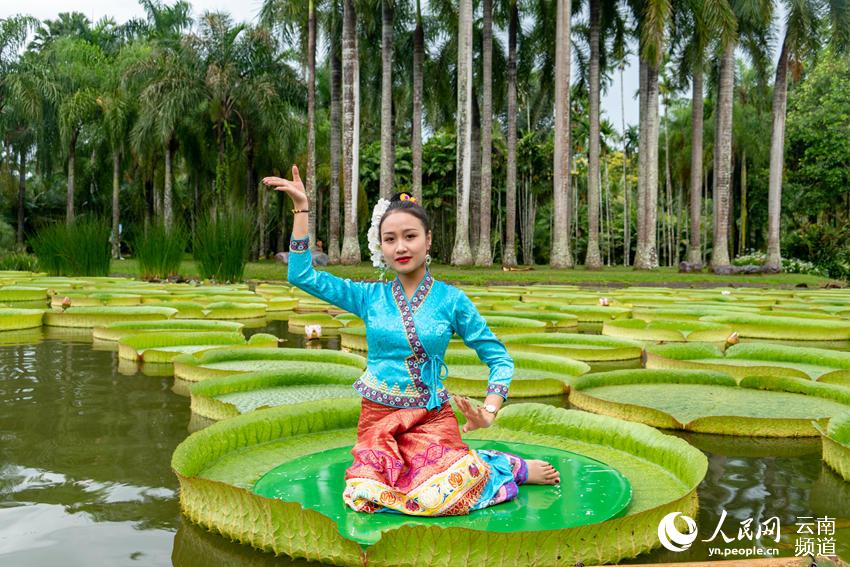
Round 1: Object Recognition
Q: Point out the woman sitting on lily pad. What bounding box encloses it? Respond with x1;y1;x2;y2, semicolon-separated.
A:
263;166;559;516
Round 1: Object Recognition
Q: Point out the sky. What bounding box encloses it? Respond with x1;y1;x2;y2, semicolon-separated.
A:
4;1;784;138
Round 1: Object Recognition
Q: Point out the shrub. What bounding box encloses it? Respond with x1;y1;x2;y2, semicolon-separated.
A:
0;220;16;253
134;220;188;280
732;249;828;277
193;209;254;282
0;251;39;271
31;217;111;276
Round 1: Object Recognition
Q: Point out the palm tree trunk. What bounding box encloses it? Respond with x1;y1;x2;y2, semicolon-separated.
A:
687;64;704;265
634;58;648;268
470;91;481;254
411;0;424;204
340;0;361;264
66;131;77;224
307;0;318;248
503;0;518;267
164;138;174;230
329;1;342;262
474;0;494;266
451;0;474;265
765;35;789;271
551;0;573;268
111;151;120;258
17;148;26;246
739;149;747;256
711;41;734;269
621;63;629;266
379;0;394;200
585;0;602;269
635;59;660;269
664;100;673;265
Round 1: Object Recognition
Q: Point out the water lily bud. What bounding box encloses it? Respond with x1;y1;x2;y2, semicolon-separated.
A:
61;297;72;310
599;297;610;306
304;324;322;340
726;332;740;346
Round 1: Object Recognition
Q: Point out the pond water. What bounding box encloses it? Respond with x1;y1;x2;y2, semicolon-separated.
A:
1;320;849;565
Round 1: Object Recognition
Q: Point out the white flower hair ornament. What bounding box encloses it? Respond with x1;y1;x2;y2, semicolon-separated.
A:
368;197;392;282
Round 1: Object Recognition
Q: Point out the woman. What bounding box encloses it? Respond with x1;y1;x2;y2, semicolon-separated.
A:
263;166;559;516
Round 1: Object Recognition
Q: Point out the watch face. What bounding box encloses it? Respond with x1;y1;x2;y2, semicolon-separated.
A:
484;404;498;414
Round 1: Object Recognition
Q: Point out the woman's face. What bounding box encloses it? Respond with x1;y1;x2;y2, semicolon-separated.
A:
380;211;431;275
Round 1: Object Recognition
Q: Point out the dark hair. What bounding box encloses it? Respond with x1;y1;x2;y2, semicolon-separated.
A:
378;192;431;236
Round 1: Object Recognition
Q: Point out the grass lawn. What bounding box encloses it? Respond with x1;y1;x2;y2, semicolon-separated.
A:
110;257;843;288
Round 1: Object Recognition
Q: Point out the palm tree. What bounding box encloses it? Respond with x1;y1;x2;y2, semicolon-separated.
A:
551;0;574;268
340;0;362;264
711;39;735;269
328;0;343;261
584;0;603;269
379;0;395;200
451;0;474;265
474;0;494;266
631;0;670;270
502;0;519;267
765;0;845;270
411;0;424;204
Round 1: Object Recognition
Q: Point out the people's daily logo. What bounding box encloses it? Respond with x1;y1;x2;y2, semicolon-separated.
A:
657;512;698;552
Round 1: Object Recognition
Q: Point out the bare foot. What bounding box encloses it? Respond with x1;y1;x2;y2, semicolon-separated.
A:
525;459;560;485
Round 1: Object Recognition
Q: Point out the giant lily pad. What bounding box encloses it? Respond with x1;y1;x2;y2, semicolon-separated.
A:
203;301;267;320
700;313;850;340
118;332;277;363
0;308;44;331
818;411;850;483
478;310;579;329
443;345;589;397
502;332;643;361
287;312;346;334
646;342;850;384
520;303;632;322
93;319;244;341
172;400;706;566
43;305;178;327
190;368;363;420
0;286;48;302
172;347;367;382
570;369;850;436
602;318;735;342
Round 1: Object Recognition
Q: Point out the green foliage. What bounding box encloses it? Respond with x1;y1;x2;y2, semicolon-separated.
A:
133;220;188;280
0;219;16;252
193;210;255;282
782;225;850;281
0;251;39;271
31;217;111;276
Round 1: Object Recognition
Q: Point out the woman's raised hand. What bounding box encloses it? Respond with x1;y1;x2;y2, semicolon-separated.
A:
454;395;496;433
262;165;309;208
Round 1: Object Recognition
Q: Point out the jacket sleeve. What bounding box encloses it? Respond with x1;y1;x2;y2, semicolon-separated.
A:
451;289;514;400
287;234;369;319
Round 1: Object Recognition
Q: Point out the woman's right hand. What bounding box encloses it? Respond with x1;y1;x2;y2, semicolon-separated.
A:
262;165;309;208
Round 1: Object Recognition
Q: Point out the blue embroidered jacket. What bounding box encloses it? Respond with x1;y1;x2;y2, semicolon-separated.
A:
287;234;513;410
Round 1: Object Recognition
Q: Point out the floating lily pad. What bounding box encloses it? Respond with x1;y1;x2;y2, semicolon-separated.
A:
119;332;277;363
287;312;345;333
646;342;850;384
818;411;850;483
444;346;589;397
0;286;48;302
570;369;850;436
700;313;850;340
520;303;632;322
502;333;643;361
43;305;177;327
252;441;631;546
172;400;705;565
172;347;366;382
478;310;578;329
0;308;44;331
93;319;244;341
203;301;267;320
602;318;734;342
190;368;363;420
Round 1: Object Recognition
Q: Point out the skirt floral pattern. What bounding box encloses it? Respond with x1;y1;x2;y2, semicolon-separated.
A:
343;398;528;516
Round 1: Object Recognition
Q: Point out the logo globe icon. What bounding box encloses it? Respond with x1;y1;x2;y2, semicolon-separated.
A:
658;512;698;552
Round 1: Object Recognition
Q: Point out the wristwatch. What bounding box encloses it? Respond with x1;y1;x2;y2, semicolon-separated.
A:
483;403;499;415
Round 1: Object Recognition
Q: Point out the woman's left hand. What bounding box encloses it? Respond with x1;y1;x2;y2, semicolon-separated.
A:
454;395;496;433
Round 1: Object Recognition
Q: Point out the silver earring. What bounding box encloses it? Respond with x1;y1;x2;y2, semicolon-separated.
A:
425;253;432;266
